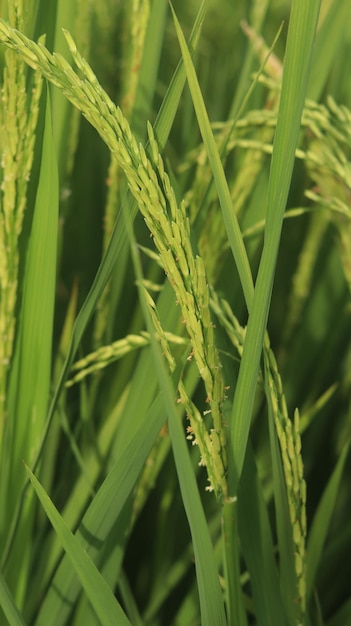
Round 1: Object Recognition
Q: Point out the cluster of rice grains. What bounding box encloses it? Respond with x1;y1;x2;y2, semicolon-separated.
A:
0;20;229;501
264;346;307;622
211;291;307;620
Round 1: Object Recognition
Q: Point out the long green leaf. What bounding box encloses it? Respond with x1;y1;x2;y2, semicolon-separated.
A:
308;0;351;101
26;465;132;626
229;0;321;485
1;87;59;602
6;86;58;498
35;387;167;625
50;0;76;175
0;573;26;626
131;0;168;141
170;1;254;310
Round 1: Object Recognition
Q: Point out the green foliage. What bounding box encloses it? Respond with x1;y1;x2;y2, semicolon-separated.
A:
0;0;351;624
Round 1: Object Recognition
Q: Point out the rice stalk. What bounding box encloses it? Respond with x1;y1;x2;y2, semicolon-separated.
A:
182;23;283;282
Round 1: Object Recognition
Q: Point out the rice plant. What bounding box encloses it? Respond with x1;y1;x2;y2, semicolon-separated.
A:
0;0;350;624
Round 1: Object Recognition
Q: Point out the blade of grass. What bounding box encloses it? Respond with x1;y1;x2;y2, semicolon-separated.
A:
229;0;321;486
50;0;76;175
25;465;133;626
308;0;351;101
131;0;168;141
0;573;26;626
34;387;168;625
152;0;208;145
170;1;254;310
228;0;270;118
1;86;59;603
5;84;58;500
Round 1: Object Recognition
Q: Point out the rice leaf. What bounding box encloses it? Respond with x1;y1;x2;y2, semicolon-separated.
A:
131;0;168;141
0;572;26;626
229;0;321;485
6;84;58;487
308;0;351;101
35;386;170;625
170;1;254;309
1;86;59;602
25;464;133;626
